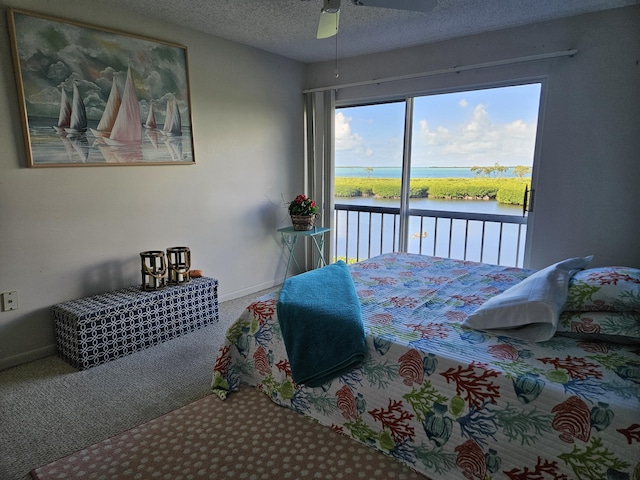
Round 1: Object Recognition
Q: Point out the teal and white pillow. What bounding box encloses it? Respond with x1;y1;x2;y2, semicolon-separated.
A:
559;266;640;344
565;266;640;312
557;310;640;344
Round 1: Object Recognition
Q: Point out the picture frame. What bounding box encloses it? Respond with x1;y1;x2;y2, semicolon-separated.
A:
7;8;195;167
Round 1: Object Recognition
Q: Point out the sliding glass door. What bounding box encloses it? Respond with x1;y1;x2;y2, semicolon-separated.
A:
334;83;542;266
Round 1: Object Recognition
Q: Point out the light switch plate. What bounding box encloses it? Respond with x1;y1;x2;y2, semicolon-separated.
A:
1;291;18;311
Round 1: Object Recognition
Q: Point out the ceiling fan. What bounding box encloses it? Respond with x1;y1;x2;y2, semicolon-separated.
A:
315;0;437;39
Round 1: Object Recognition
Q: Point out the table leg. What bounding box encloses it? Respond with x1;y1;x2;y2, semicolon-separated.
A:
311;234;326;268
281;233;300;280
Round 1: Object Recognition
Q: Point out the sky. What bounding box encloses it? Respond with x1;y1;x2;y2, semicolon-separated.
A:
335;83;541;168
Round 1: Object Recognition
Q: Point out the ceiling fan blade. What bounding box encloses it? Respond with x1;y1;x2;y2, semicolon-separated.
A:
351;0;437;13
317;9;340;39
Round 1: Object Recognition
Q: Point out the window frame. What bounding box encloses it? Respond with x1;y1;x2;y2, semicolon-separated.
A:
329;78;547;267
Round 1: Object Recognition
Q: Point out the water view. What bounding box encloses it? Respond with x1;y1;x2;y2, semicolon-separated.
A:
332;169;528;267
333;198;526;267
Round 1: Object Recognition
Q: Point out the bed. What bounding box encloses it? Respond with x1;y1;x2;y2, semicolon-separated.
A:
211;252;640;480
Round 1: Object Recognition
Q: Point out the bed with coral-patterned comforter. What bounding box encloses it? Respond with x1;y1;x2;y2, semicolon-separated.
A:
212;253;640;480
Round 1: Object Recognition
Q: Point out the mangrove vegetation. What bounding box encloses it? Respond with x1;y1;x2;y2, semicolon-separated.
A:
335;165;532;206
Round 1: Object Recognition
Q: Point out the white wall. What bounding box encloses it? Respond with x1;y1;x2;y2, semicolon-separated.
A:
305;6;640;271
0;0;305;369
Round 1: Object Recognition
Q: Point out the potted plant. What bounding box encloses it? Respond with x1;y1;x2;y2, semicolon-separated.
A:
288;194;319;230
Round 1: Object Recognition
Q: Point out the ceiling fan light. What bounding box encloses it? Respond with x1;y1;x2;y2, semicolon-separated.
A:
317;9;340;38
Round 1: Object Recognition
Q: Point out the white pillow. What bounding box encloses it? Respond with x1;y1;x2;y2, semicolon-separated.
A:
462;256;593;342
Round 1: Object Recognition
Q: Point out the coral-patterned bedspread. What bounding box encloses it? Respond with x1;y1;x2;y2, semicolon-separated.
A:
212;253;640;479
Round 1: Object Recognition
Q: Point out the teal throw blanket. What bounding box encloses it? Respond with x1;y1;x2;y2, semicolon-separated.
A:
277;261;366;388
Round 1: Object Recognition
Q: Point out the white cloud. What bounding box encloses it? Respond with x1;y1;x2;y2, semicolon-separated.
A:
419;120;450;146
417;103;536;166
335;111;372;156
458;99;468;108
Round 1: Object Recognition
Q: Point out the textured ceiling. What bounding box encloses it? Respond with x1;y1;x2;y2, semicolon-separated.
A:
91;0;638;63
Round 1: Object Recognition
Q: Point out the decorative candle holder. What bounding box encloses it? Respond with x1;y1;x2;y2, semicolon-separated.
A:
140;251;167;291
167;246;191;285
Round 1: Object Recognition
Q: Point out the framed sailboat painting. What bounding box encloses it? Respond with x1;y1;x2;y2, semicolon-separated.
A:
7;8;195;167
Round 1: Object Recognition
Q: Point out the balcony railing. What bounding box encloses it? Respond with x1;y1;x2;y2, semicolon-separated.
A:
333;203;528;268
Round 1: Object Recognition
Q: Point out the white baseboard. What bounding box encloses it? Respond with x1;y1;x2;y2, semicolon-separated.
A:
0;344;57;371
1;281;284;371
218;278;282;302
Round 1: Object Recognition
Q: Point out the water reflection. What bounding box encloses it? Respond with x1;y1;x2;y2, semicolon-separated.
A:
28;117;193;165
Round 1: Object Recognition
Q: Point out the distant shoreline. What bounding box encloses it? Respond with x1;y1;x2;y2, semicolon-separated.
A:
334;166;531;180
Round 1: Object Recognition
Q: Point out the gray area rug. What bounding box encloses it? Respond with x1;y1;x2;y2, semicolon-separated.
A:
1;288;276;480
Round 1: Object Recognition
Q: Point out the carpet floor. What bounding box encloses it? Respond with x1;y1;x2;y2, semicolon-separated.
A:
2;288;277;480
31;387;426;480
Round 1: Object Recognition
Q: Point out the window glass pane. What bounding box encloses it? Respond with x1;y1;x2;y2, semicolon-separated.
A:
410;84;540;170
408;84;541;265
334;102;405;262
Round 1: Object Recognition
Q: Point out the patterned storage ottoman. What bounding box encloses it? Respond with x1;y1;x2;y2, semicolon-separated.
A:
52;277;218;369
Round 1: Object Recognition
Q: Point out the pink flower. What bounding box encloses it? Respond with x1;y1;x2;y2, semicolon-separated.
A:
288;193;319;216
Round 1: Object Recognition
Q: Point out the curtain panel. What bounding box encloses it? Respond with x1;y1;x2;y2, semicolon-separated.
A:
304;90;335;265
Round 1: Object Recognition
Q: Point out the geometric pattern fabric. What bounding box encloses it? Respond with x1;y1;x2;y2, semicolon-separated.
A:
52;277;218;370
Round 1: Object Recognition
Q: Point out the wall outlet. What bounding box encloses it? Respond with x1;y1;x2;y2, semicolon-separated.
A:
1;291;18;311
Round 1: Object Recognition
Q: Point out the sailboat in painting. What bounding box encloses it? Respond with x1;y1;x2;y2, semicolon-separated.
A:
161;95;182;136
144;101;157;130
104;66;142;145
53;87;72;133
144;102;159;149
90;76;122;138
64;82;87;135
